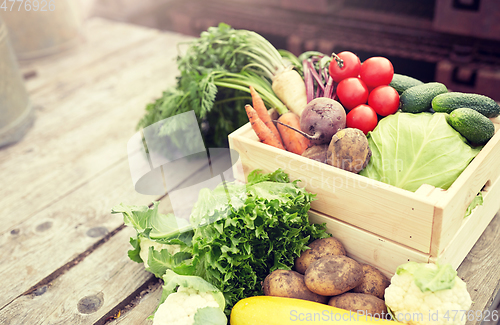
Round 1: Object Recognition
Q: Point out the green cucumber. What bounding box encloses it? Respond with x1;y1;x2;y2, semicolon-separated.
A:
389;73;424;94
432;92;500;118
447;107;495;145
400;82;448;113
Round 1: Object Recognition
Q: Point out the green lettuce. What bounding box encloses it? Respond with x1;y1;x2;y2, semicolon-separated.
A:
190;170;329;312
465;193;483;218
112;169;329;314
360;112;481;192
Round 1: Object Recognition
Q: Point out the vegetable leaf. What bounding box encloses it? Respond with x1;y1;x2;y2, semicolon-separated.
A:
465;193;483;218
397;261;457;292
194;307;228;325
113;169;329;316
111;202;191;239
360;112;481;192
189;170;328;313
147;248;194;278
128;237;142;263
161;270;226;311
137;23;289;149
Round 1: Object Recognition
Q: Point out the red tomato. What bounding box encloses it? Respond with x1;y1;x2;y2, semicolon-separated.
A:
328;51;361;83
359;57;394;89
336;77;369;110
368;85;400;116
346;104;378;135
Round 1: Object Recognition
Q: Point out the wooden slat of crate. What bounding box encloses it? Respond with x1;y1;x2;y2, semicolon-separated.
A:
431;119;500;257
308;210;430;278
432;176;500;268
229;123;436;253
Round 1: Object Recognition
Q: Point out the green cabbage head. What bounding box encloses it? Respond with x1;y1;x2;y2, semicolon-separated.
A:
360;112;480;192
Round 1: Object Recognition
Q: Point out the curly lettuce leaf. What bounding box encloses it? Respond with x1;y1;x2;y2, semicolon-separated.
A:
111;202;194;275
190;170;329;313
114;169;329;316
111;202;192;239
360;112;481;192
147;249;194;278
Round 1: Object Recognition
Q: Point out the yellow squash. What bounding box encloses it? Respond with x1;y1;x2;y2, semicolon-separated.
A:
230;296;395;325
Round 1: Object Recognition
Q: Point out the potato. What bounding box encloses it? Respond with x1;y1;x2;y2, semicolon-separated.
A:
327;128;372;173
294;237;346;274
302;145;329;163
328;292;387;317
351;264;390;299
304;255;363;296
263;269;328;304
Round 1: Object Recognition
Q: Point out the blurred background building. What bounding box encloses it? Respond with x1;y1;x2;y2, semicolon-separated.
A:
89;0;500;100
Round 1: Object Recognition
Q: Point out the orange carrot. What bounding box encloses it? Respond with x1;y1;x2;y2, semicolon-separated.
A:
249;86;283;146
277;112;310;155
245;104;285;150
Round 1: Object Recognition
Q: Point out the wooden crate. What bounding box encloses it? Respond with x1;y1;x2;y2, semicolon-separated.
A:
228;118;500;275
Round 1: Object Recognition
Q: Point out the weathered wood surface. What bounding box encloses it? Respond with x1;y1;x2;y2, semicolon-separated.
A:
0;17;498;325
0;18;195;324
458;213;500;325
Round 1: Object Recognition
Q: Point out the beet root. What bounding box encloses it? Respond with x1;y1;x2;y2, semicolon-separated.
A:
300;98;346;145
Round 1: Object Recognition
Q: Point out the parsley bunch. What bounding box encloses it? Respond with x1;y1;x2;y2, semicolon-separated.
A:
137;23;290;148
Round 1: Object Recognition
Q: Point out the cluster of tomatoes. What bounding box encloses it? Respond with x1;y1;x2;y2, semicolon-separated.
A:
329;51;400;134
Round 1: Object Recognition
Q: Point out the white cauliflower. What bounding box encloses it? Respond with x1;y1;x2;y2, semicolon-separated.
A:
153;287;220;325
139;237;181;269
152;270;227;325
385;262;472;325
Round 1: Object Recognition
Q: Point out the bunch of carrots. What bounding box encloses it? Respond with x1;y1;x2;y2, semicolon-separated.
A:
245;86;310;155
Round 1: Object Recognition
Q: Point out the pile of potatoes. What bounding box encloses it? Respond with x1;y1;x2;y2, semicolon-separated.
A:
262;237;390;316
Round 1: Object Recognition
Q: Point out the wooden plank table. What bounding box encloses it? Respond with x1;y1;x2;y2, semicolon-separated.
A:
0;18;499;325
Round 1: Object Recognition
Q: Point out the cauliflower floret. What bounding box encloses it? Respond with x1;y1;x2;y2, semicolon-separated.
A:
385;263;472;325
139;237;181;269
153;286;220;325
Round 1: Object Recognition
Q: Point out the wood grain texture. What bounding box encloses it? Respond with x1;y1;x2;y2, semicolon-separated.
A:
107;281;162;325
308;210;430;278
432;127;500;256
458;213;500;325
0;18;191;234
0;161;148;311
0;227;153;325
433;176;500;269
0;18;204;323
0;139;208;311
